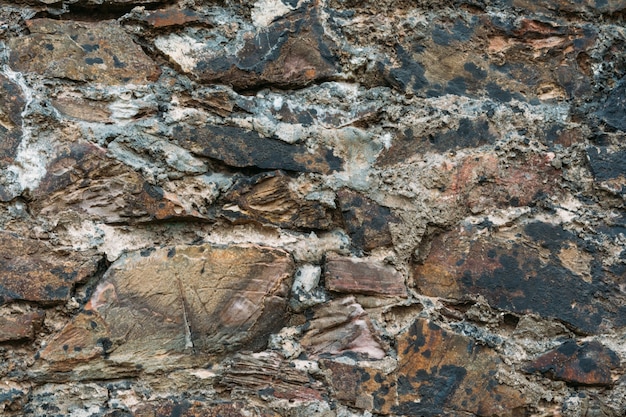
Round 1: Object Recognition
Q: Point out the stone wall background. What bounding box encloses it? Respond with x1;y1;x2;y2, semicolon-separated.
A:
0;0;625;416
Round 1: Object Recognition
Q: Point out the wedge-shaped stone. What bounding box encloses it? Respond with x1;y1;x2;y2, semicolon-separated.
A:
525;340;620;386
223;171;338;230
39;244;294;373
9;19;160;85
325;254;407;298
414;222;626;334
300;296;385;359
0;232;99;306
33;143;204;224
173;124;342;174
324;319;527;416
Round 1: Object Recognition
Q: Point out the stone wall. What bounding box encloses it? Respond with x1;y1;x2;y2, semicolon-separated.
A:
0;0;625;416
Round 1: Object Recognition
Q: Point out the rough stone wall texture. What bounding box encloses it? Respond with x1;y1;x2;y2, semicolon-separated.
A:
0;0;625;416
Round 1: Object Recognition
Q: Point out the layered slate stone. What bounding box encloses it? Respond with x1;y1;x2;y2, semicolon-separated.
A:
337;189;398;251
173;124;343;174
300;296;385;359
597;77;626;131
324;318;527;415
413;222;626;334
0;232;99;306
219;352;324;402
33;143;204;224
223;171;338;230
525;340;620;386
39;244;294;371
8;19;160;85
0;74;25;202
325;254;407;298
511;0;626;15
155;6;337;90
0;311;44;342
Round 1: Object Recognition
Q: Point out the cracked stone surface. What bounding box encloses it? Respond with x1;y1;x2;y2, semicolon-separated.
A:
0;0;625;416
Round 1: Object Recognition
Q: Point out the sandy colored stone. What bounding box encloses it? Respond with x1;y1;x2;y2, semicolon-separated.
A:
39;244;294;373
8;19;160;85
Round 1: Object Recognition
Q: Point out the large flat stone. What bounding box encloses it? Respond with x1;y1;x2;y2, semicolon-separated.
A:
38;244;294;372
413;222;626;334
0;232;100;306
9;19;160;85
173;124;343;174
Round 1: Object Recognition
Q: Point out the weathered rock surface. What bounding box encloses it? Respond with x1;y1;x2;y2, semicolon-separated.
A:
525;340;621;386
9;19;159;85
37;244;293;375
1;0;625;415
0;232;100;305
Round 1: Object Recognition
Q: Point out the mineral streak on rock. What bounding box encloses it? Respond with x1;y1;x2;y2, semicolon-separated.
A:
8;19;160;85
38;244;294;373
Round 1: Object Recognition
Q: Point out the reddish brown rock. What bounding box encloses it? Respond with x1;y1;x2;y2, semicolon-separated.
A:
525;341;621;386
156;6;337;90
300;297;385;359
324;319;527;415
413;222;626;334
0;232;100;306
173;124;343;174
0;311;44;342
325;254;407;298
223;171;338;230
8;19;160;85
33;143;204;224
137;8;204;28
337;189;398;251
38;244;294;372
220;352;324;402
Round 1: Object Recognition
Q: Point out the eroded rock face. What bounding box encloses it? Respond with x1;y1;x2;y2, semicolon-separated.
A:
9;19;159;85
37;244;294;374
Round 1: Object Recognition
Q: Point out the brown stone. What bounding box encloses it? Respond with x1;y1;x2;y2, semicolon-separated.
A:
513;0;626;15
324;319;527;415
525;341;621;386
157;6;337;90
137;8;204;28
0;311;44;342
173;124;343;174
0;232;100;306
51;94;112;123
9;19;160;85
33;143;205;224
413;222;626;334
325;254;407;298
300;296;385;359
39;244;294;372
337;189;397;251
219;352;324;402
223;171;338;230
